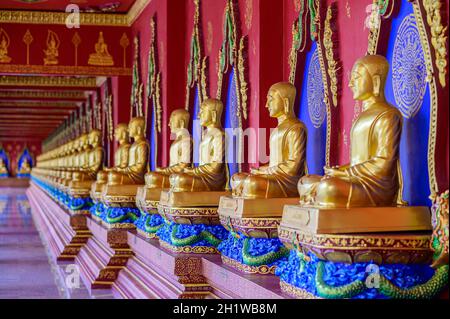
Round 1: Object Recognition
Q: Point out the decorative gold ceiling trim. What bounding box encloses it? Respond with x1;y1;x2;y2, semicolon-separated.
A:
0;101;79;108
0;90;86;99
0;0;151;27
0;10;128;26
0;76;98;88
0;64;131;77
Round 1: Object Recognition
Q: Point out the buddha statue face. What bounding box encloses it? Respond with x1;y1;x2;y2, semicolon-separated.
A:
114;124;129;144
265;82;296;118
199;99;223;127
88;130;102;147
169;109;190;134
349;55;389;101
128;117;145;140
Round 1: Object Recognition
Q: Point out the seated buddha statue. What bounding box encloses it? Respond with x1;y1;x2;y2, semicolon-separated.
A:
88;32;114;66
169;99;227;193
0;158;8;176
107;117;149;186
145;109;192;189
62;134;89;188
231;82;307;199
18;158;31;175
95;124;130;186
72;129;104;183
0;37;11;63
298;55;403;208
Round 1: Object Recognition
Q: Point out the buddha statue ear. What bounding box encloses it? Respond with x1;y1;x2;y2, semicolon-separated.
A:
211;110;217;124
373;74;381;97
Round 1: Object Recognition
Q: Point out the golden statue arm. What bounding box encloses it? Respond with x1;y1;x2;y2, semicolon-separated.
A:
119;144;149;175
266;125;307;177
344;111;401;180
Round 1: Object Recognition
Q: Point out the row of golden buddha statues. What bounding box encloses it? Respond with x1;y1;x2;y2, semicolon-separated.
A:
31;55;446;299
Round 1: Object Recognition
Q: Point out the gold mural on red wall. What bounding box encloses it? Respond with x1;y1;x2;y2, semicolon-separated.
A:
0;28;12;64
43;30;60;65
88;32;114;66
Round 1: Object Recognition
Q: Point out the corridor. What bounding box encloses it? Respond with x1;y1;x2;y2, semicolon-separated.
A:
0;188;79;299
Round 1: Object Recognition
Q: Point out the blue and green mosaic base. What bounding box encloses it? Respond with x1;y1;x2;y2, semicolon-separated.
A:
157;222;228;249
0;173;9;178
218;233;289;268
276;250;448;299
135;213;164;237
16;173;31;179
104;206;141;225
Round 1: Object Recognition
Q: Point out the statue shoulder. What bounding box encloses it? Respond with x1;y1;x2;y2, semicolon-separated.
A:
286;118;307;134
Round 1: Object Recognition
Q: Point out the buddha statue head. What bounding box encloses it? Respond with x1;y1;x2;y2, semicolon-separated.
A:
79;134;90;151
199;98;223;128
265;82;297;119
349;55;389;102
88;129;102;148
169;109;190;134
114;123;129;145
128;117;146;141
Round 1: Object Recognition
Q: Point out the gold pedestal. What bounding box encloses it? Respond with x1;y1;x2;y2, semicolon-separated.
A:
158;190;231;225
281;205;432;234
218;196;299;238
90;181;106;203
136;186;163;214
101;184;142;208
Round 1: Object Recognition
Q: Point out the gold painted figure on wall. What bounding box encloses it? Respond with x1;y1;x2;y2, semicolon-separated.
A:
298;55;403;208
0;28;11;63
43;30;60;65
231;82;307;199
88;31;114;66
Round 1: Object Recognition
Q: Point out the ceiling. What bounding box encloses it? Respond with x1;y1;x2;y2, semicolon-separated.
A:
0;0;137;13
0;75;100;142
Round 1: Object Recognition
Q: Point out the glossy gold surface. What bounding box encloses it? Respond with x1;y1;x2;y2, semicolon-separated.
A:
17;158;31;174
107;117;149;186
298;55;403;208
96;124;130;185
0;158;7;174
145;109;192;189
169;99;227;192
231;82;307;199
88;32;114;66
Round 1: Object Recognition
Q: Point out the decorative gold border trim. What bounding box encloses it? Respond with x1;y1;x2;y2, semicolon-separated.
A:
0;0;151;27
160;241;219;255
221;256;277;275
412;1;439;195
0;64;131;77
280;281;320;299
0;75;97;88
0;90;86;99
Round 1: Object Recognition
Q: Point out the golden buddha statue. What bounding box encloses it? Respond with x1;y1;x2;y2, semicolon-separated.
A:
91;124;130;202
96;124;130;185
298;55;403;208
43;31;59;65
169;99;227;193
231;82;307;199
18;158;31;174
72;129;104;183
107;117;149;186
0;158;8;175
88;32;114;66
145;109;192;189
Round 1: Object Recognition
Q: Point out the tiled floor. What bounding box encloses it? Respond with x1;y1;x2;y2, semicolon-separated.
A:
0;187;90;299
